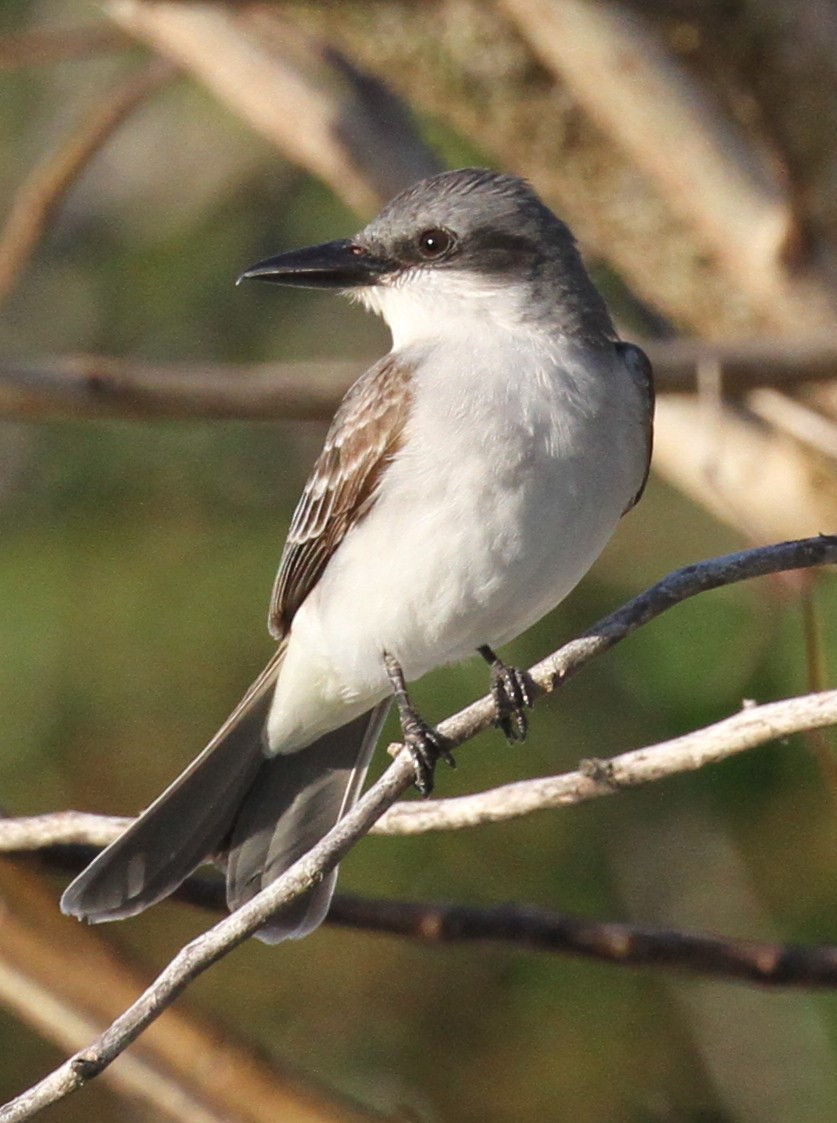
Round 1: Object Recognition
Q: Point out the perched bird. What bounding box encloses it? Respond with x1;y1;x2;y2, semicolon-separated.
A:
61;168;653;942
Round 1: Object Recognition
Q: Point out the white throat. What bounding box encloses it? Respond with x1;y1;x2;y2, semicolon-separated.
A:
352;268;535;351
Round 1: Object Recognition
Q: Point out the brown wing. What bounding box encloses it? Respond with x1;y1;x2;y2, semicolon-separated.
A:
616;341;655;514
268;353;414;639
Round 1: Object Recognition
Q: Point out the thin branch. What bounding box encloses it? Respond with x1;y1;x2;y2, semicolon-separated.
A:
0;758;418;1123
649;336;837;395
1;337;837;422
1;535;834;1120
328;897;837;989
375;690;837;835
0;24;129;69
12;853;837;993
0;355;358;422
5;690;837;852
0;59;175;304
0;863;388;1123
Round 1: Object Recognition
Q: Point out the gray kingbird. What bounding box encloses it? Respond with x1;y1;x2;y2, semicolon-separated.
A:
61;168;654;942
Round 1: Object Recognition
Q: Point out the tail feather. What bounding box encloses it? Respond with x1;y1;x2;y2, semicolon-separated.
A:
60;646;388;941
226;701;390;942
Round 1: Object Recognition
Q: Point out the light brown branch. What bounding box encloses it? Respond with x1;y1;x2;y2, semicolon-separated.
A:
1;535;834;1120
653;396;837;545
1;337;836;422
5;690;837;849
499;0;805;317
376;691;837;835
0;59;175;303
747;387;837;460
106;0;439;215
0;24;129;69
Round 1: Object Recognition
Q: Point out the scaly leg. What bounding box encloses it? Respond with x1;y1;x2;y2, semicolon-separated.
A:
383;652;455;796
478;645;534;744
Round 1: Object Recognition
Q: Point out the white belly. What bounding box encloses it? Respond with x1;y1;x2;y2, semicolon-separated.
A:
268;336;647;750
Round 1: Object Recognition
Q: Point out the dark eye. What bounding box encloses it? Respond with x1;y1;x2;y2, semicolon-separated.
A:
416;227;455;260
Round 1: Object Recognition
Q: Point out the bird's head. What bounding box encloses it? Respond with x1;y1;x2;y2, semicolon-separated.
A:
239;168;614;347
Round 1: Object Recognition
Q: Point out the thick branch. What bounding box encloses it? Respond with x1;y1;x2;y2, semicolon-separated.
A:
652;396;837;547
107;0;439;215
283;1;837;336
499;0;804;314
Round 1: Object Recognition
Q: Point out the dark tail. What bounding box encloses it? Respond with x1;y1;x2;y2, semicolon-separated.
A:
60;647;389;942
226;700;389;941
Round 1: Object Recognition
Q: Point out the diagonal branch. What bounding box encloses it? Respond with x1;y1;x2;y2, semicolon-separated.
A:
0;535;835;1121
499;0;803;314
0;58;175;304
376;690;837;834
106;0;439;215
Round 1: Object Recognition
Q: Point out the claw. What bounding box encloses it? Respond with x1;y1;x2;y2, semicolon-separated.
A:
384;652;455;796
478;646;535;744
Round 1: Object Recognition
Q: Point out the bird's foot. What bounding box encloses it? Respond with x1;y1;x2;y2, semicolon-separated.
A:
383;652;455;797
478;646;535;744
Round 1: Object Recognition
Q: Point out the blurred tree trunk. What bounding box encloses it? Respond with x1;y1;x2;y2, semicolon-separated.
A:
279;0;837;336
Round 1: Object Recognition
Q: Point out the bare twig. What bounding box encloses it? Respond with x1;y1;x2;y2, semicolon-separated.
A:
375;690;837;834
0;355;358;422
0;24;129;69
0;536;834;1120
11;853;837;993
0;59;175;303
1;337;837;422
328;897;837;989
5;690;837;850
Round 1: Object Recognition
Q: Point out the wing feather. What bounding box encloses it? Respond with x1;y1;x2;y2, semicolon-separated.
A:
616;341;655;514
269;353;414;638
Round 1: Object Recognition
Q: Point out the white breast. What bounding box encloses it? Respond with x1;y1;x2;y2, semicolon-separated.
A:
267;325;648;751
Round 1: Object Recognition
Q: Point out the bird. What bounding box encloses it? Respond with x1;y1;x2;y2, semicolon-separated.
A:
61;167;654;943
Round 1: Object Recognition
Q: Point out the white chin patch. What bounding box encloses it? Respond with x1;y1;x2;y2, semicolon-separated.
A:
346;269;529;350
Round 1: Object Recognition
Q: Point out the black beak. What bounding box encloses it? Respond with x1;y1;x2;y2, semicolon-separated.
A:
236;238;393;289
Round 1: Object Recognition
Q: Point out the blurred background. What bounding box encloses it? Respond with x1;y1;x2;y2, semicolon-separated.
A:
1;1;836;1121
